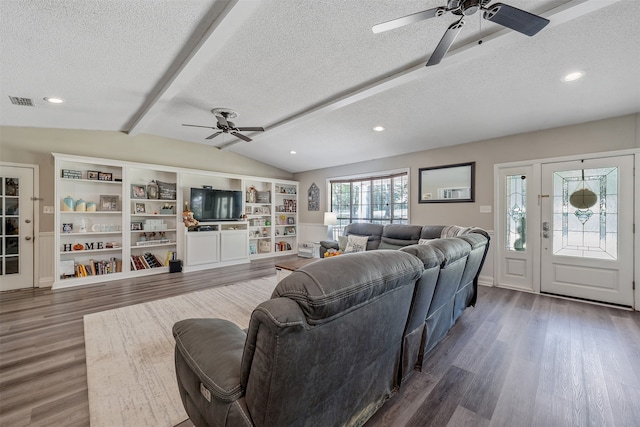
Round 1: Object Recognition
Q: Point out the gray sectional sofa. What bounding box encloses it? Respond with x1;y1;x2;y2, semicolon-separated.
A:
173;224;489;427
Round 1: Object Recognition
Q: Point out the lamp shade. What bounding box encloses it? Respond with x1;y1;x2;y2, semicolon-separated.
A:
324;212;338;226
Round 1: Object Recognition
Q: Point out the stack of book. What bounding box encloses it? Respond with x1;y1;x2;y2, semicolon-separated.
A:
70;258;122;277
130;253;164;270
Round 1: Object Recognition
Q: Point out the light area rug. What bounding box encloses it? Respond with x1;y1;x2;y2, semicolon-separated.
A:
84;275;277;427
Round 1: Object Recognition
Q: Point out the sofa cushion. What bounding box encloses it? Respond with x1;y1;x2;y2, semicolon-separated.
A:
441;225;472;238
399;244;445;269
426;238;471;267
271;250;423;322
379;224;423;249
420;225;445;240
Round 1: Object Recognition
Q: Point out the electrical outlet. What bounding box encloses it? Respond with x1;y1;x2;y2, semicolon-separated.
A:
43;206;54;214
480;205;492;213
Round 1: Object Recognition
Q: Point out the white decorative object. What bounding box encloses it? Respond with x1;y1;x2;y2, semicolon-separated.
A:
324;212;337;240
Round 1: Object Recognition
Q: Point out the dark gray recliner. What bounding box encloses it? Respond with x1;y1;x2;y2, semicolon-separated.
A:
397;244;444;381
416;238;471;358
173;250;424;427
454;230;490;322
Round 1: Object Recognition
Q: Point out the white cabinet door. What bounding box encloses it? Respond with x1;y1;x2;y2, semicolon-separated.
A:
185;232;219;266
220;231;248;261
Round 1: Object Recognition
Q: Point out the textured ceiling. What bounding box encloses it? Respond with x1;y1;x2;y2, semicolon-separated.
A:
1;0;639;173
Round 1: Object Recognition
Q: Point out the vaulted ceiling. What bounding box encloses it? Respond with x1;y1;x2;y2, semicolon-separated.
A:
1;0;639;173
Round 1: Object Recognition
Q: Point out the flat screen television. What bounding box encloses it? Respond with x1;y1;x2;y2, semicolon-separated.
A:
190;188;243;222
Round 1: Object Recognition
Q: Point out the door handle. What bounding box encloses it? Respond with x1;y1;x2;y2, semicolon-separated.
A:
25;236;32;241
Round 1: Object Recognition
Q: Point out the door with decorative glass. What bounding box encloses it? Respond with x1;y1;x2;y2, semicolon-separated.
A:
0;165;35;291
540;156;634;306
496;165;537;291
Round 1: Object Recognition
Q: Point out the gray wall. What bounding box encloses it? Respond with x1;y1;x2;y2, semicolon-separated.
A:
293;113;640;230
0;127;293;231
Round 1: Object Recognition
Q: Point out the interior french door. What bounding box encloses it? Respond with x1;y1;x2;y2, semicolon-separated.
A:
540;156;634;306
0;165;35;291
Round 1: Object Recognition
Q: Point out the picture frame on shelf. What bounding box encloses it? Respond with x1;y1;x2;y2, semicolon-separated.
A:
287;217;295;225
131;222;143;231
135;202;146;213
87;170;99;180
98;172;113;181
249;244;257;255
131;184;146;199
99;195;119;211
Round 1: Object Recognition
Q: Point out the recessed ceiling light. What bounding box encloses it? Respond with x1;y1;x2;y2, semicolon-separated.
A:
373;126;385;132
44;97;64;104
562;71;584;82
290;150;297;155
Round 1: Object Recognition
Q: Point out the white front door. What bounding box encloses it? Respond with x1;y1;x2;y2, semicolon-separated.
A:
540;156;634;306
0;165;35;291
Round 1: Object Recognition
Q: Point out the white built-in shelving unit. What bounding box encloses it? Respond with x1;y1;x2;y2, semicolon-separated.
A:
53;153;298;288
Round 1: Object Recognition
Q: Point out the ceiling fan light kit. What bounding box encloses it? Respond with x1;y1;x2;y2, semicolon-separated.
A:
373;0;549;66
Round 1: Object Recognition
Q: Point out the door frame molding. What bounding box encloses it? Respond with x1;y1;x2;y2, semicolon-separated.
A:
0;162;40;288
494;148;638;310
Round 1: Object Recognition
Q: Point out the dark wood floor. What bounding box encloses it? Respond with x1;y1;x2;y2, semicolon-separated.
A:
1;259;639;427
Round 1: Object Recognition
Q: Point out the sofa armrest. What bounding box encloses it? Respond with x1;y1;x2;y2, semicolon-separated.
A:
173;318;246;403
319;240;339;250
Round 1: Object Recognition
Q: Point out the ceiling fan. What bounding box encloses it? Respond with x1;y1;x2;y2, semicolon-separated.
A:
182;108;265;148
372;0;549;66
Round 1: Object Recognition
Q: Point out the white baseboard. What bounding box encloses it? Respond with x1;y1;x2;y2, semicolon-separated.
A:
478;275;494;287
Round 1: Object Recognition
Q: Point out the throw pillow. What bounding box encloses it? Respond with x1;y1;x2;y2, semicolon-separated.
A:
345;235;368;253
338;236;348;252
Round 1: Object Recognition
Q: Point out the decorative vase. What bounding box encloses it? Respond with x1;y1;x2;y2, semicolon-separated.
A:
62;196;75;211
147;180;159;199
86;201;97;212
75;198;86;211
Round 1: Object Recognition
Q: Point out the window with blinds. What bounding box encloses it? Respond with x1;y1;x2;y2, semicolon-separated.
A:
330;172;408;237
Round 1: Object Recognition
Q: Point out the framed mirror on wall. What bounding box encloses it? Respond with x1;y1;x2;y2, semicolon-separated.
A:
418;162;475;203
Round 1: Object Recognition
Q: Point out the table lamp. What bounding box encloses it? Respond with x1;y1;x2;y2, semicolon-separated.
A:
324;212;337;240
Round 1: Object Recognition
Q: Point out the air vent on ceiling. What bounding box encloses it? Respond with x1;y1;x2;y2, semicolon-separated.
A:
9;96;35;106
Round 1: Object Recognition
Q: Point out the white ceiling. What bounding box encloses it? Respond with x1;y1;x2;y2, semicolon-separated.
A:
1;0;639;173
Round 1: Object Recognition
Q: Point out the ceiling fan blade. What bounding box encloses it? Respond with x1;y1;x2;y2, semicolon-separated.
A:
236;126;265;132
206;132;223;140
483;3;549;36
216;115;229;128
231;131;252;142
372;7;444;34
426;18;465;67
182;124;215;129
